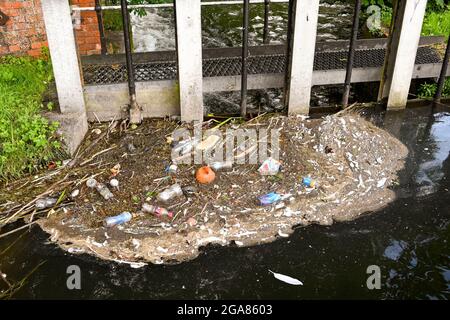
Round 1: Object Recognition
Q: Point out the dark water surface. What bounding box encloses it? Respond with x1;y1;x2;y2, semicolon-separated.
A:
0;105;449;299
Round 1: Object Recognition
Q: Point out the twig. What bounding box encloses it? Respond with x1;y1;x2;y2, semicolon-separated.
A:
1;175;69;226
0;221;38;240
79;145;117;166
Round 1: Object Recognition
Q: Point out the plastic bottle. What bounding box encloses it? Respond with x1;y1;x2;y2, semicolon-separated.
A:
142;203;174;219
103;212;132;228
210;161;233;171
258;192;282;206
157;184;183;202
35;197;57;209
172;137;200;155
86;178;98;188
166;164;178;174
95;183;114;200
86;178;114;200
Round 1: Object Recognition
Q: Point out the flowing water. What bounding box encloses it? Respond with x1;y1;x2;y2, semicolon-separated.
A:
130;1;353;51
126;0;355;113
0;105;449;299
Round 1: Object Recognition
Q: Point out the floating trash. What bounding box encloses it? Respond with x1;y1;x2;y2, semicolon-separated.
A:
157;184;183;202
104;212;132;228
196;166;216;184
258;158;281;175
142;203;174;219
258;192;282;206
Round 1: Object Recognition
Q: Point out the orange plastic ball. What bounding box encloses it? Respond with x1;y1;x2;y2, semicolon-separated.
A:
196;166;216;184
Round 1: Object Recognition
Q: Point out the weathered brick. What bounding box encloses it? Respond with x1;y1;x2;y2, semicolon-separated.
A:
9;45;21;52
27;48;42;56
1;0;99;57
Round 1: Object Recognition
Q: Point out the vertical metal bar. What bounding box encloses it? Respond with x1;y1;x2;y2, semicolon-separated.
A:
240;0;250;118
434;34;450;103
120;0;135;101
120;0;141;123
283;0;295;109
342;0;361;108
95;0;107;55
263;0;270;44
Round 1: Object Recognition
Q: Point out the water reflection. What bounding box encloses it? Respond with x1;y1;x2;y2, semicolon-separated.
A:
416;112;450;197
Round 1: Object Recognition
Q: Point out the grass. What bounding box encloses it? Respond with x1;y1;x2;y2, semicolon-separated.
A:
365;4;450;37
0;51;61;181
422;8;450;36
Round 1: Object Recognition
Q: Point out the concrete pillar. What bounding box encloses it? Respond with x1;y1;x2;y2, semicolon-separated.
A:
378;0;428;109
285;0;320;115
41;0;87;155
41;0;86;114
174;0;204;122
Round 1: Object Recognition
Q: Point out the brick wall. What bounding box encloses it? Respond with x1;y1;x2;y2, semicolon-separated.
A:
0;0;101;57
0;0;47;57
72;0;102;55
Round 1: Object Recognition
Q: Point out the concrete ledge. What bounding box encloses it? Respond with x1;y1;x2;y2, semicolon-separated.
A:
44;111;88;155
84;81;180;122
83;63;449;121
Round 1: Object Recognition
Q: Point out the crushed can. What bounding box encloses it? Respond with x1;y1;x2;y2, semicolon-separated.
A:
302;177;316;188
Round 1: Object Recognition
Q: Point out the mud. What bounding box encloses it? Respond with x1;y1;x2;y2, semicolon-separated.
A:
7;111;407;266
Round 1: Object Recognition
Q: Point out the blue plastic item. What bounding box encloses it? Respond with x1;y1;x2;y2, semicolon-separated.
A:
104;212;132;228
258;192;282;206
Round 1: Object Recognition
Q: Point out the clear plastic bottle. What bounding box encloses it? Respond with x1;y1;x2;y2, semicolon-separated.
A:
166;164;178;174
103;212;132;228
35;197;57;209
86;178;114;200
210;161;233;171
142;203;174;219
172;137;200;155
95;183;114;200
157;184;183;202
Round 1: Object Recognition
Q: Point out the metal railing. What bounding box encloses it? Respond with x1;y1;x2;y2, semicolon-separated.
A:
71;0;289;11
72;0;288;117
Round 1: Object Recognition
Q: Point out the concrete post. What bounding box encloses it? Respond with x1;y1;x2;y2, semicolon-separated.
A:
41;0;86;114
174;0;204;122
378;0;428;109
286;0;320;115
41;0;87;155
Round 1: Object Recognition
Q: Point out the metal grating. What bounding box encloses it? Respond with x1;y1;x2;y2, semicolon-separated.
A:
82;46;442;85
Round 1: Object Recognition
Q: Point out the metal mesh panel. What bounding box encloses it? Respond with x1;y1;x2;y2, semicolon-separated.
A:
82;46;442;85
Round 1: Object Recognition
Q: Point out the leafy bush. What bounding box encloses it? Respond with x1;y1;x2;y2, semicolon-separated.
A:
0;54;60;180
418;78;450;99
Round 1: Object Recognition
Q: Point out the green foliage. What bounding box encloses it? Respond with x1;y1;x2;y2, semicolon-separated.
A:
362;0;446;11
418;78;450;99
422;7;450;36
103;8;123;31
362;0;450;36
0;53;60;180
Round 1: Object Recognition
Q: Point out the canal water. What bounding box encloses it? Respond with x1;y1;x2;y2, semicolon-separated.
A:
0;105;449;299
130;0;353;51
